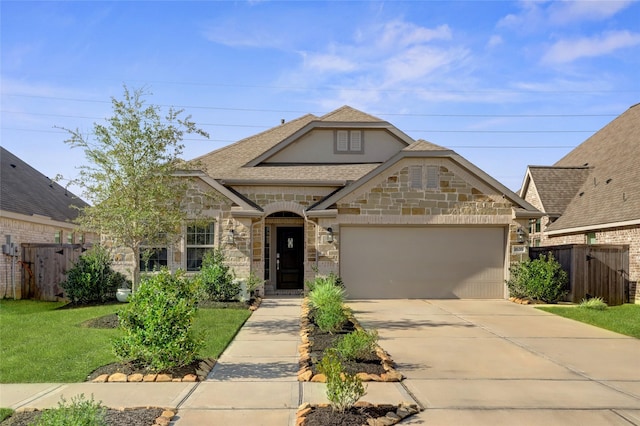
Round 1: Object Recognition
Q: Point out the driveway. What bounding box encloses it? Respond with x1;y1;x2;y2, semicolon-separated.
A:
348;299;640;426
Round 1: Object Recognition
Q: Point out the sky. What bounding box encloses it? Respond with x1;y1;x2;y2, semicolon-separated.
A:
2;0;639;200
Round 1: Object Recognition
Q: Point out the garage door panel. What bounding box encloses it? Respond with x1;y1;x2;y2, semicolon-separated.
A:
340;227;505;299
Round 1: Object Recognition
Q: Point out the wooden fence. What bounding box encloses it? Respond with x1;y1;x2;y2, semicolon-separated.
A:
529;244;629;306
20;243;88;301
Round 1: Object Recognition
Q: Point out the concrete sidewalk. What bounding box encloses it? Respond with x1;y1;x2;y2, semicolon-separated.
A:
349;299;640;426
0;298;413;425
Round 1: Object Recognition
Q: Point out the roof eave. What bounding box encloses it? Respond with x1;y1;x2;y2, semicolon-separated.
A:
546;218;640;236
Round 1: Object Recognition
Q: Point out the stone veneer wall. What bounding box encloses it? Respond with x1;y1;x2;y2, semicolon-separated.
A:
0;215;95;298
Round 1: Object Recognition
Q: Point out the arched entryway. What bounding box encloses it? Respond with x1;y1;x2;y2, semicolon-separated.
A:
264;212;305;293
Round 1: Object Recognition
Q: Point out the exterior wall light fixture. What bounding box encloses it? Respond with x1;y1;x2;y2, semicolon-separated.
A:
516;227;526;243
327;227;334;243
227;229;235;244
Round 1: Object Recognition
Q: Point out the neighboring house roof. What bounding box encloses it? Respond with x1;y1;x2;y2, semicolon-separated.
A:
521;166;590;216
0;146;88;223
544;103;640;232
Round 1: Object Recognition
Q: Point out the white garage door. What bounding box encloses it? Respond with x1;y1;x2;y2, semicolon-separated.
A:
340;226;506;299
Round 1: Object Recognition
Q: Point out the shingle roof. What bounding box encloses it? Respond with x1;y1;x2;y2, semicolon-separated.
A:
192;106;396;183
1;146;88;222
546;103;640;231
526;166;590;216
403;139;449;152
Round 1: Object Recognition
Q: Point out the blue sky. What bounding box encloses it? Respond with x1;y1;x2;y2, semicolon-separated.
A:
2;1;639;198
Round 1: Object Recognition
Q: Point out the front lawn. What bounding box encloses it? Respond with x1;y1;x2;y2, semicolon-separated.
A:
0;300;250;383
537;303;640;338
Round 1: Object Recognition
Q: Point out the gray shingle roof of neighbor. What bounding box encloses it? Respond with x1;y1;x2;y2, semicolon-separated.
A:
0;146;88;223
526;166;591;216
546;103;640;232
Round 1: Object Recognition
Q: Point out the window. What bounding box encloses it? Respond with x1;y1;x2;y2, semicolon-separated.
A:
264;226;270;280
426;166;439;189
529;218;541;233
140;248;168;272
186;222;215;271
586;232;596;245
55;230;62;244
409;166;422;189
67;232;74;244
335;130;363;153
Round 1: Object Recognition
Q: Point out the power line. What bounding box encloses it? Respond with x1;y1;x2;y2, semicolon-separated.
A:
0;96;621;118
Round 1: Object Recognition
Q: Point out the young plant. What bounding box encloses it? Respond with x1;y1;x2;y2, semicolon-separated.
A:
506;253;568;303
579;297;608;310
308;276;347;332
61;244;130;304
198;249;240;301
334;329;379;361
33;394;106;426
318;350;366;412
113;269;204;371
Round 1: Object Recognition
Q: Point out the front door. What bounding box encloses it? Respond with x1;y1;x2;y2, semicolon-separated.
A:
276;227;304;290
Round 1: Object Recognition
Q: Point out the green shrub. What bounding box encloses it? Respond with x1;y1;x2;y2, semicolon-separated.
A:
318;350;366;412
579;297;608;310
33;394;106;426
198;249;239;301
113;269;204;371
308;276;347;332
506;253;568;303
61;245;130;304
334;329;379;361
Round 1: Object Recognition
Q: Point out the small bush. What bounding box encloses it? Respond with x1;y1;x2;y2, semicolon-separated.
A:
334;329;379;361
198;249;240;301
61;245;129;304
113;269;204;371
506;253;568;303
308;275;347;332
579;297;608;310
33;394;106;426
318;350;366;412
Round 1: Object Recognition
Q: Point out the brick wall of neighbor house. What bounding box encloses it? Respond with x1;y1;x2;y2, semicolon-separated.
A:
542;226;640;303
0;216;94;298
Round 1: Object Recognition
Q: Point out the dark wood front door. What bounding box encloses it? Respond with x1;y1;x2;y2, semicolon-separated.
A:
276;227;304;290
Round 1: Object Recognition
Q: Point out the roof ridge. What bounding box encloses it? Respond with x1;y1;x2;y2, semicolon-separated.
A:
318;105;384;122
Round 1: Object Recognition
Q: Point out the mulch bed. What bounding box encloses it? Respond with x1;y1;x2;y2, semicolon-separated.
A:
298;300;403;382
302;405;393;426
1;408;166;426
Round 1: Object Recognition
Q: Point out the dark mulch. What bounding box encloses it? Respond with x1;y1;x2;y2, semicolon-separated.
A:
307;317;386;376
86;358;204;381
303;405;393;426
0;408;164;426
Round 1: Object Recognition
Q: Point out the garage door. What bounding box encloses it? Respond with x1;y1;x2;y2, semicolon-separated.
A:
340;226;506;299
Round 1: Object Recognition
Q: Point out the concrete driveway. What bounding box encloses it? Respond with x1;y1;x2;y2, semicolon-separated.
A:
348;299;640;426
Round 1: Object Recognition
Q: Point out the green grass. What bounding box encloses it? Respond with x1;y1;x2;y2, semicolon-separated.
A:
537;303;640;338
0;300;251;383
0;408;13;422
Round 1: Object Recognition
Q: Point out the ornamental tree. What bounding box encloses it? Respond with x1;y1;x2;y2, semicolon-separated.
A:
61;86;209;290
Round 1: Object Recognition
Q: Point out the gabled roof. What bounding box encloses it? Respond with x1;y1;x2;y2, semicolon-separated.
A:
521;166;590;216
311;142;540;214
545;103;640;233
192;106;409;184
1;146;88;223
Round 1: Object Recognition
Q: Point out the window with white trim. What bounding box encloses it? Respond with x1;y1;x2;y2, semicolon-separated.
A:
140;247;168;272
186;222;215;271
335;130;364;153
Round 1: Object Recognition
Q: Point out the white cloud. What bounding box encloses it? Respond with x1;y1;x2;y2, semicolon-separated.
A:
487;35;503;48
377;21;452;49
302;52;359;73
498;0;636;29
542;30;640;63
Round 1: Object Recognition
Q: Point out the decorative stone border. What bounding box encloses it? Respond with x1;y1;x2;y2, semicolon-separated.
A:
297;299;404;383
509;297;532;305
296;402;420;426
91;358;216;383
14;407;177;426
249;296;262;311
